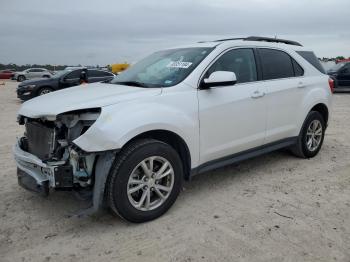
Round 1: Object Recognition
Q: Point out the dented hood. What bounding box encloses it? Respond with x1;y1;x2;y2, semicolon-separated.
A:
18;83;162;118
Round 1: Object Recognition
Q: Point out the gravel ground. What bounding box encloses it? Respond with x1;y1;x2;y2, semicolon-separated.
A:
0;80;349;262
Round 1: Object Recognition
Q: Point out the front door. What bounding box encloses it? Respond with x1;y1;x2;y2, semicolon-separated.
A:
60;69;82;89
198;48;267;164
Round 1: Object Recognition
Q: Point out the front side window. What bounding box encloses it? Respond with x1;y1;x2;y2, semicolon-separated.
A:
259;49;295;80
65;70;82;79
111;47;213;88
205;48;257;84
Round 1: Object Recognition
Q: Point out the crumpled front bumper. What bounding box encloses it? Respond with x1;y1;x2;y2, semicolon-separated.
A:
13;139;61;196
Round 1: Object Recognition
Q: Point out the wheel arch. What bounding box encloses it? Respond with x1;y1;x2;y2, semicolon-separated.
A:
123;129;192;180
36;86;54;96
310;103;329;124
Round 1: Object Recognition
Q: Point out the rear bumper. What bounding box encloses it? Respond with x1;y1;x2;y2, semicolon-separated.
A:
13;139;63;195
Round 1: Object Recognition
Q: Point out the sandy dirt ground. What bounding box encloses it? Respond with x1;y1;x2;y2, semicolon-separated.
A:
0;80;349;262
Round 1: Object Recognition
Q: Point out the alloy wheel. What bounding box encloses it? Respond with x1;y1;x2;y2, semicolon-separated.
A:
306;119;323;152
127;156;174;211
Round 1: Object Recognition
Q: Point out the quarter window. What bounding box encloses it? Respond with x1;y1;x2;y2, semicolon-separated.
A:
296;51;325;74
259;49;295;80
206;48;258;84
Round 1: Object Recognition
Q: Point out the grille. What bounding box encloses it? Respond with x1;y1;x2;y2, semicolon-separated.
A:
25;121;56;160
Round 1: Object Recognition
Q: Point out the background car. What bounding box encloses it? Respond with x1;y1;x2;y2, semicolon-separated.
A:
0;69;15;79
328;62;350;91
13;68;53;82
17;68;115;100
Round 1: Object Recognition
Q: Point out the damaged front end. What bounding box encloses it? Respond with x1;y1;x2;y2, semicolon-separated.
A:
14;108;116;215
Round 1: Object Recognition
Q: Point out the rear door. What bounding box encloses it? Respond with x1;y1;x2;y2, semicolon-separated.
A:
34;69;45;78
258;48;305;143
88;70;114;83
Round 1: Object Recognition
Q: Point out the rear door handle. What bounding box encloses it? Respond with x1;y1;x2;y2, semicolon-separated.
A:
251;90;265;99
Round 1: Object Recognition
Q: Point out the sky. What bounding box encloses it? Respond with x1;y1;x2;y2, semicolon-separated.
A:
0;0;349;65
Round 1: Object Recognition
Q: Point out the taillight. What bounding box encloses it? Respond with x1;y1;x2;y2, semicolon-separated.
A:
328;78;335;93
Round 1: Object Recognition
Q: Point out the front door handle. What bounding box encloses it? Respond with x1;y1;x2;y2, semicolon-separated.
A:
251;90;265;99
297;81;306;88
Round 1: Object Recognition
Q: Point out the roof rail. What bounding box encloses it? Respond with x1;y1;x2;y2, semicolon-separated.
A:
245;36;303;46
198;37;245;43
201;36;302;46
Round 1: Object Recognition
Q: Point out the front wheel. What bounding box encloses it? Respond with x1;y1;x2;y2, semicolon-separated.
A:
107;139;183;223
38;87;53;96
290;111;326;158
17;75;25;82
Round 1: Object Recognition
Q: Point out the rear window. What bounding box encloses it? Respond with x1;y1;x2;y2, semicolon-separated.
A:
296;51;325;74
89;70;113;77
259;49;295;80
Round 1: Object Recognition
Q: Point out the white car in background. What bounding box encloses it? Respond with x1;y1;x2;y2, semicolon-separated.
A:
14;68;53;82
14;36;333;223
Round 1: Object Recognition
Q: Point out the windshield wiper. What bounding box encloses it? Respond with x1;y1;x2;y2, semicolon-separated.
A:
114;81;148;88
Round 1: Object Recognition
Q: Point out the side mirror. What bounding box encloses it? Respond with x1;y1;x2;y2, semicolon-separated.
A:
200;71;237;89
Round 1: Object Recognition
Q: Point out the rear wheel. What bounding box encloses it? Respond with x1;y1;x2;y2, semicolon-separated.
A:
17;75;25;82
107;139;183;223
290;111;326;158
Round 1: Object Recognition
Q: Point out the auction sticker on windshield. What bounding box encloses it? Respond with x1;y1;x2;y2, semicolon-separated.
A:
166;61;193;69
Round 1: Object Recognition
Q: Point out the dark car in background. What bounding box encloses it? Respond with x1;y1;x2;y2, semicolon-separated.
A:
327;62;350;91
17;68;115;100
0;70;15;79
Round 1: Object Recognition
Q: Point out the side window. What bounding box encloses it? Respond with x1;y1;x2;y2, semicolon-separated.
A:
89;70;105;77
342;64;350;73
292;59;304;77
296;51;325;74
65;70;81;79
206;48;257;84
103;71;114;77
259;49;295;80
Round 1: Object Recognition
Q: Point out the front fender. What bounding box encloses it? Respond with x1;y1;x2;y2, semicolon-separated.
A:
73;99;199;167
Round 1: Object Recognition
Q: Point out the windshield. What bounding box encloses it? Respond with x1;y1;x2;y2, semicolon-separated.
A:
329;62;346;72
111;47;213;88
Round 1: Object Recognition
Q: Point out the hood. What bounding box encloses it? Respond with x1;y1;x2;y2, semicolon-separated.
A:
18;82;162;119
18;78;56;87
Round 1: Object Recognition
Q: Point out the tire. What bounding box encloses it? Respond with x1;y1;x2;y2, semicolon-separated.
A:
38;87;53;96
107;139;183;223
290;111;326;158
17;75;25;82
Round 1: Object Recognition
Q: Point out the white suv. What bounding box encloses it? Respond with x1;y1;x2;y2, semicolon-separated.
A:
14;37;333;222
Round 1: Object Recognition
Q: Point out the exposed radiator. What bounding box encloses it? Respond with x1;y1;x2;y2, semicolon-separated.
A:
25;121;56;160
